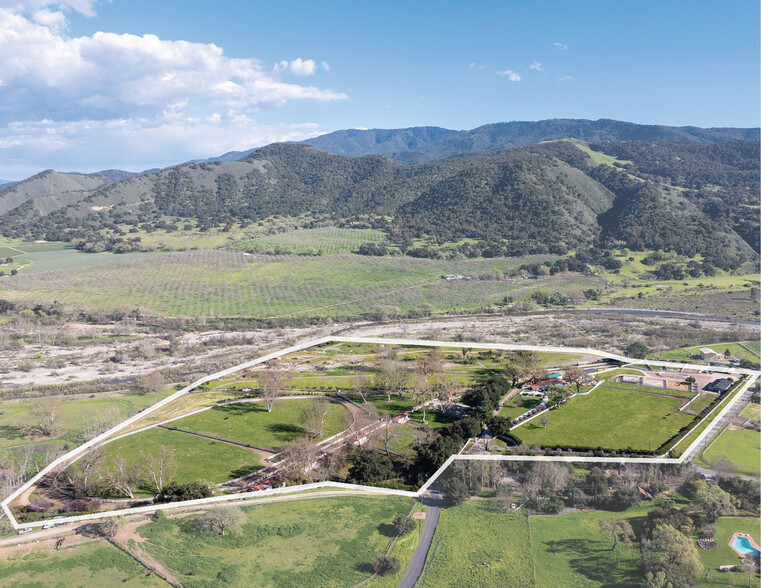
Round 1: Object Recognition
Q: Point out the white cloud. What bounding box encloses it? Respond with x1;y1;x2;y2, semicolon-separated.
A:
530;59;543;71
0;114;325;177
0;7;347;176
554;42;568;50
275;57;318;76
0;9;346;124
558;75;574;82
497;70;522;82
321;60;330;72
0;0;99;17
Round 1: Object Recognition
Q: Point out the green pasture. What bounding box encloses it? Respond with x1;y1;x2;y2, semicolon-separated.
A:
418;501;533;587
0;541;167;587
595;367;647;381
512;384;694;451
98;426;262;490
0;390;173;453
686;393;718;415
696;517;761;587
138;495;413;588
170;398;348;451
700;426;761;477
656;342;761;365
530;507;647;587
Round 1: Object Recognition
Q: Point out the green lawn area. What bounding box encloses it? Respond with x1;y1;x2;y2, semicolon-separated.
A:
99;426;262;490
686;393;719;415
418;501;534;587
386;422;419;455
408;410;456;429
595;368;647;381
0;540;166;587
700;426;761;477
138;495;413;588
512;384;694;451
366;393;419;417
656;342;761;366
171;398;348;451
530;508;647;587
740;402;760;421
696;517;761;587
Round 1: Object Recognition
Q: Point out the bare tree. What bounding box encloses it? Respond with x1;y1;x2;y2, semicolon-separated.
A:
22;398;60;437
106;456;143;499
199;506;246;537
145;445;177;493
66;446;105;496
375;358;404;401
136;371;165;395
351;374;372;403
379;414;400;456
260;364;289;412
599;517;635;551
280;438;321;483
301;399;331;438
539;415;549;429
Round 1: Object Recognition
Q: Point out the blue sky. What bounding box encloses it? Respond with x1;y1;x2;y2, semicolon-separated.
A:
0;0;758;178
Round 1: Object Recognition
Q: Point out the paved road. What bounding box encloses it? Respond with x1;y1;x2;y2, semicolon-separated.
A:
397;503;441;588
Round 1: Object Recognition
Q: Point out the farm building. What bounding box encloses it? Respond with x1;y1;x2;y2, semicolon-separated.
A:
391;413;410;424
704;378;733;394
699;347;719;361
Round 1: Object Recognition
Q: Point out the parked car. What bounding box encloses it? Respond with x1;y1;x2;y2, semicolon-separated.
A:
18;527;33;534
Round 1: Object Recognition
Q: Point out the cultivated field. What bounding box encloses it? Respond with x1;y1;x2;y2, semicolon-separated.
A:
512;384;695;452
236;227;386;255
0;249;588;318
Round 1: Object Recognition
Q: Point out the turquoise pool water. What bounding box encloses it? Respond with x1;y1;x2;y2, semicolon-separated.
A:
732;536;760;557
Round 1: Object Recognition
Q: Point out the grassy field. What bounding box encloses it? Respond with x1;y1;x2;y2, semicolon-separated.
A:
170;399;348;451
418;501;534;587
0;249;597;318
236;227;386;255
594;368;647;381
696;517;761;587
99;426;262;491
656;342;761;365
0;390;174;469
138;495;413;588
739;402;760;421
0;540;167;587
686;393;719;415
530;508;647;587
699;426;761;477
512;384;694;451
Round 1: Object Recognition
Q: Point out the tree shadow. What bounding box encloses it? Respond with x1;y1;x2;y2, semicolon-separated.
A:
378;523;396;537
214;403;264;416
0;425;23;440
265;423;303;436
229;465;262;479
542;538;640;587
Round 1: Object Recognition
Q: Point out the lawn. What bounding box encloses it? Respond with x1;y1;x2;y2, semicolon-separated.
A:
696;517;761;587
170;398;348;451
686;393;719;415
408;410;456;429
511;384;694;451
138;495;413;588
657;342;761;365
0;541;166;587
99;426;262;491
530;508;647;587
595;368;647;381
418;501;534;587
366;393;419;417
700;426;761;477
740;402;760;422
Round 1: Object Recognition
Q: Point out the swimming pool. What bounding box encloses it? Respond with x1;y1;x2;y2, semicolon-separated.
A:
730;533;761;558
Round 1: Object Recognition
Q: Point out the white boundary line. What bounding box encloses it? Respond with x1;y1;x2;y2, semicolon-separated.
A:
2;336;758;529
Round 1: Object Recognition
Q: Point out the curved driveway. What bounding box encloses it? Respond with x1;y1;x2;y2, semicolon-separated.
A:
397;504;441;588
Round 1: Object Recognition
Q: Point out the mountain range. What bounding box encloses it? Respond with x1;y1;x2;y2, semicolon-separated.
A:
0;119;757;271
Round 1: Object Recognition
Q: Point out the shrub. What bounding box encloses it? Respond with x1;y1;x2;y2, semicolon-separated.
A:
372;554;401;576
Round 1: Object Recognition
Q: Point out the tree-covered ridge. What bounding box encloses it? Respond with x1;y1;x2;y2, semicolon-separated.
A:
0;140;757;268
